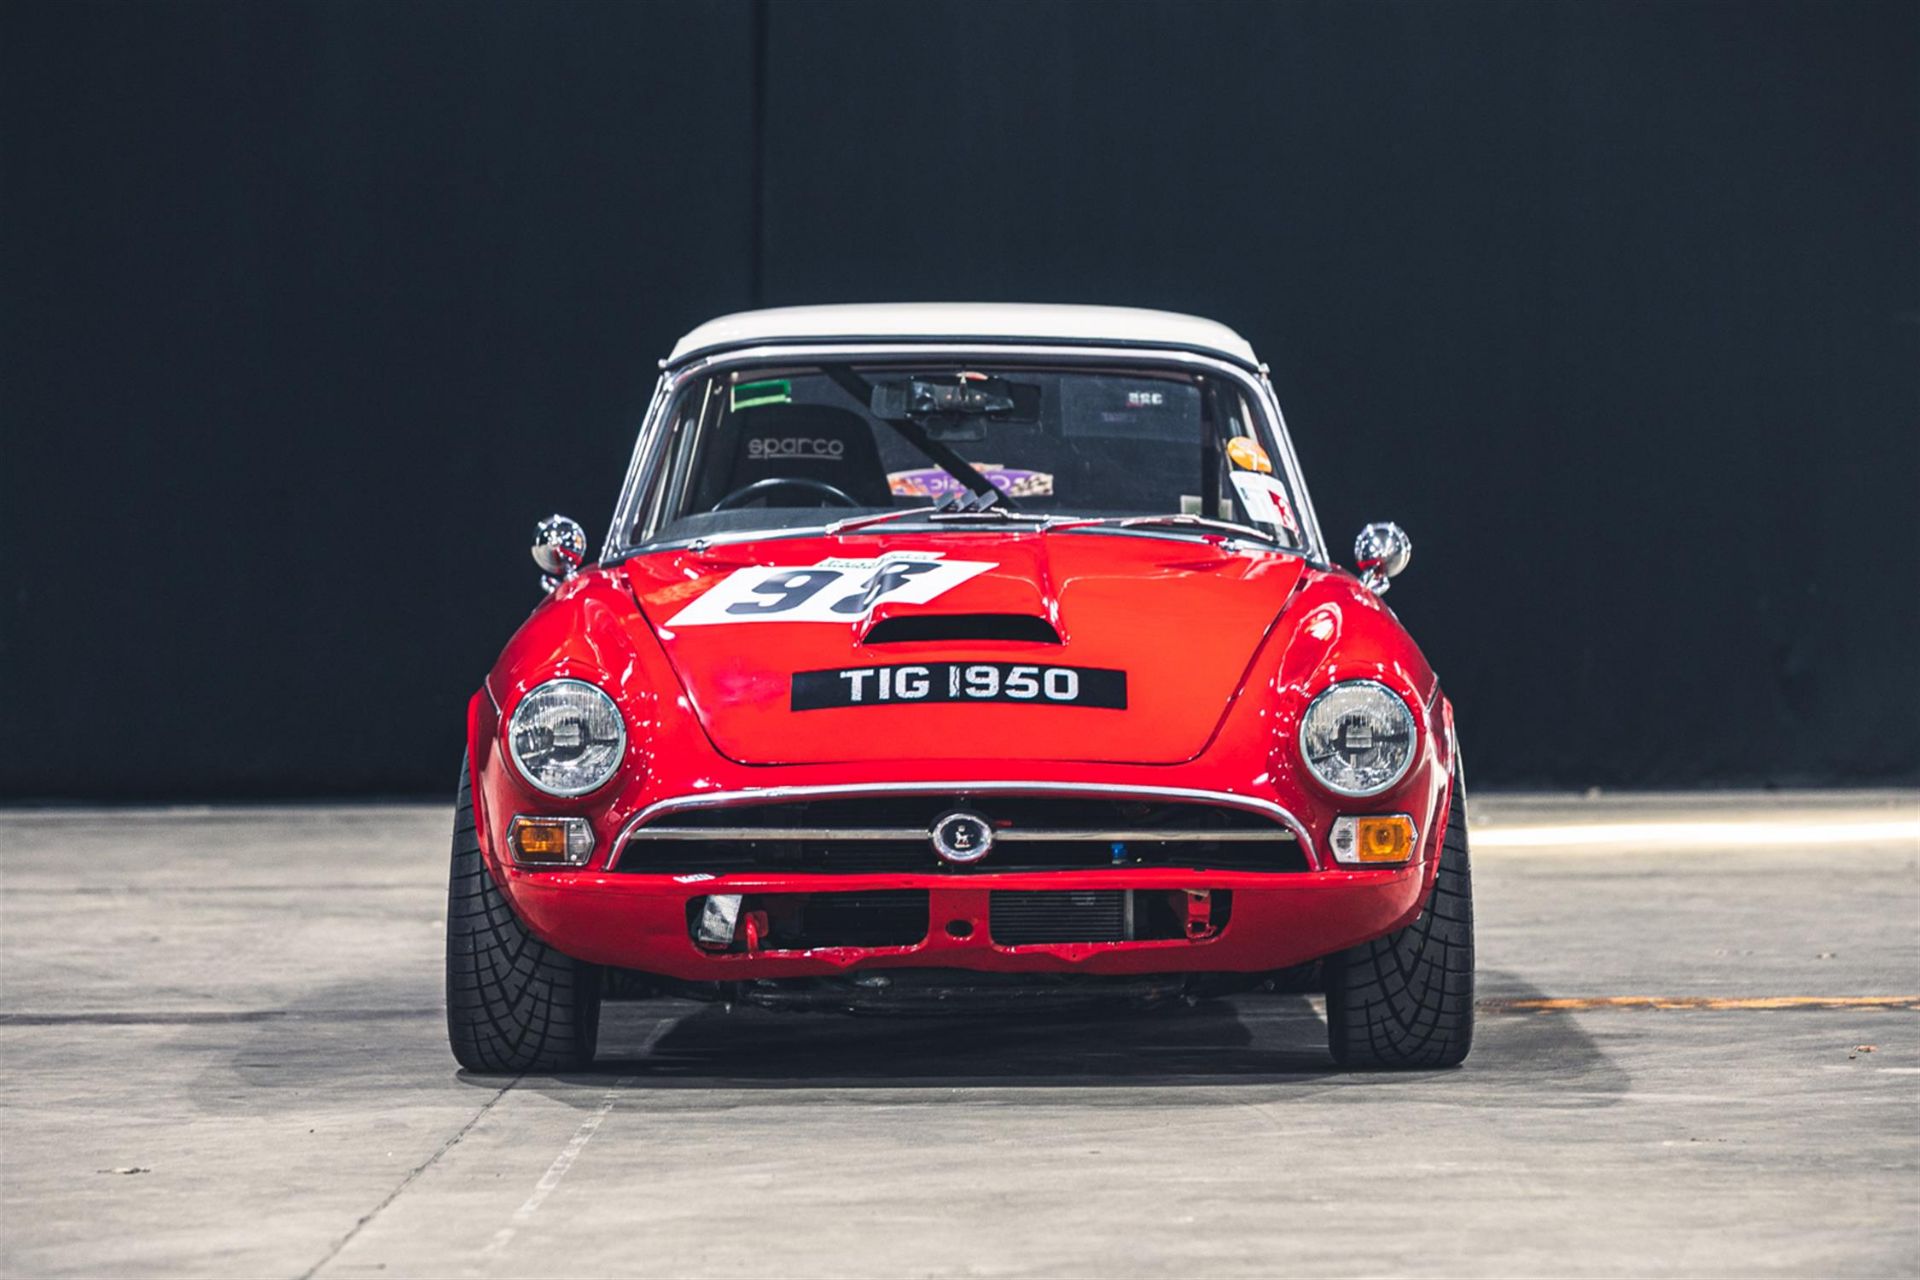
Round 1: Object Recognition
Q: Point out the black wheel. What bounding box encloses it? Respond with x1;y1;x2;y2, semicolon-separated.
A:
445;761;601;1073
1324;778;1475;1069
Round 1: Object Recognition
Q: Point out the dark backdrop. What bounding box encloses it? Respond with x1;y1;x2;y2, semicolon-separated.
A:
4;0;1915;800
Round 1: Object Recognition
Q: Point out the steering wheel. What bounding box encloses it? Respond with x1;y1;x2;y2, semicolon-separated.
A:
710;477;863;512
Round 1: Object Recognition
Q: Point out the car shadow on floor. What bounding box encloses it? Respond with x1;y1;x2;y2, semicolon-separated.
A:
588;992;1333;1088
500;970;1629;1101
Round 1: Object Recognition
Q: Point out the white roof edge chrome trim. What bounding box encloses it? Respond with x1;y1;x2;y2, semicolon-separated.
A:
602;341;1330;564
605;781;1319;870
667;303;1259;368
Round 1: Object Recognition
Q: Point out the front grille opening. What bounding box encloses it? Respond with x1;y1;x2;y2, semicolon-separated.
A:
621;796;1306;876
1129;888;1233;940
862;613;1061;644
989;889;1235;945
992;890;1130;944
685;891;929;952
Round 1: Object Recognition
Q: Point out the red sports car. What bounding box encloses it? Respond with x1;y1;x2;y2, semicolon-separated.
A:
448;304;1472;1072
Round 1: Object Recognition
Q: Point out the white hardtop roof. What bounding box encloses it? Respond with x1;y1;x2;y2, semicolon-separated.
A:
666;303;1260;368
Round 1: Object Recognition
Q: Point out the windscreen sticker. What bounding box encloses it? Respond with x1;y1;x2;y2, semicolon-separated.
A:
888;465;1054;499
1226;435;1273;473
1059;378;1201;440
664;552;997;626
1229;472;1300;533
730;379;793;410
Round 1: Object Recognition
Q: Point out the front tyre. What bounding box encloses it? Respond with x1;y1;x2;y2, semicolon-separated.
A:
445;761;601;1073
1324;779;1475;1069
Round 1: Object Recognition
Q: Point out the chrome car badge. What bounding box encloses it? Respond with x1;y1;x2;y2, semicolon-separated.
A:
930;809;994;865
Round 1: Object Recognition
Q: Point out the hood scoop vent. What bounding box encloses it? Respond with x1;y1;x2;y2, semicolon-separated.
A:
861;613;1061;645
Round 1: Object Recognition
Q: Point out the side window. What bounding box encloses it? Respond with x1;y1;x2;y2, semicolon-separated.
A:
638;381;721;540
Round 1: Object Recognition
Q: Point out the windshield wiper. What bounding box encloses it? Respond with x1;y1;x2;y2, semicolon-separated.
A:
825;503;1054;536
824;505;943;535
1055;513;1282;544
832;509;1282;541
926;508;1054;524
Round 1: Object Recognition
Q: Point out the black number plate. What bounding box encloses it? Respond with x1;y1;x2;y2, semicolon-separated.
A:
791;663;1126;711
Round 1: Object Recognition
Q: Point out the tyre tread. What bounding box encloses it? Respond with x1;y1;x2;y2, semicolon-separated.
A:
444;761;600;1073
1325;781;1475;1069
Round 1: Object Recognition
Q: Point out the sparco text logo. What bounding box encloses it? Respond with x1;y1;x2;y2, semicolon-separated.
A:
748;436;845;460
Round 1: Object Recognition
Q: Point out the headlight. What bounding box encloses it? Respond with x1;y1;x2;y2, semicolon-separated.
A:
1298;680;1417;797
507;679;627;797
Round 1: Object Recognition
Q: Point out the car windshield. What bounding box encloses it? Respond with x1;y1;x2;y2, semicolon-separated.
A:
617;361;1312;553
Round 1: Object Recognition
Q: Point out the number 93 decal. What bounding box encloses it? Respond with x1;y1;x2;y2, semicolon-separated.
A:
664;553;996;627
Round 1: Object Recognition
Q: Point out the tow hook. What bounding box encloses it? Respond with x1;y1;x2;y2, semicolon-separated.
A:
694;894;771;953
741;909;769;954
1182;889;1216;940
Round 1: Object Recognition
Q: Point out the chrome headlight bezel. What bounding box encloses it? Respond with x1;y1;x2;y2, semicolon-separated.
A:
1297;679;1419;798
506;678;628;798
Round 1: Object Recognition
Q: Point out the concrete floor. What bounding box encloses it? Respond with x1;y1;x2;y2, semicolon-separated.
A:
2;791;1916;1278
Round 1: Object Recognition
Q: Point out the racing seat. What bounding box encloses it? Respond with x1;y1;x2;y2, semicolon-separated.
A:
716;403;895;507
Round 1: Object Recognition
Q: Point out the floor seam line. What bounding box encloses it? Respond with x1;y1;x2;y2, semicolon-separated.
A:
477;1016;676;1263
479;1076;633;1262
295;1072;521;1280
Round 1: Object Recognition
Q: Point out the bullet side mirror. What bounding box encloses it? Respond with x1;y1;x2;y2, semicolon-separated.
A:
531;515;587;592
1354;522;1411;594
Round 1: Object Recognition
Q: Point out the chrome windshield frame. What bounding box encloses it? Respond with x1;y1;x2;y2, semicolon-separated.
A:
601;342;1329;565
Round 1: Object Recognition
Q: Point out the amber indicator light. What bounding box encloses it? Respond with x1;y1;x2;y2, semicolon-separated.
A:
1354;816;1415;863
511;818;572;862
